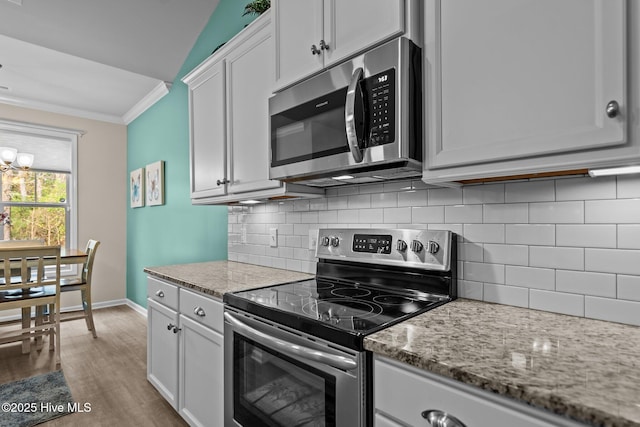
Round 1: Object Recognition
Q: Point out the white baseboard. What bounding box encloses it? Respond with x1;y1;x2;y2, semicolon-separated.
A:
0;298;146;323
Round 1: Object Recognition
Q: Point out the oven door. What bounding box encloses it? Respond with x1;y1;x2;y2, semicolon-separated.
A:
224;309;366;427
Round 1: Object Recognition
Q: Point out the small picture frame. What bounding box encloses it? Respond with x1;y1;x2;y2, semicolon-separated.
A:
130;167;145;208
146;161;165;206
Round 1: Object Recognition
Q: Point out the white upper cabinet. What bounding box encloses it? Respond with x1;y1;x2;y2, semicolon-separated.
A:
423;0;632;183
183;12;323;204
273;0;407;91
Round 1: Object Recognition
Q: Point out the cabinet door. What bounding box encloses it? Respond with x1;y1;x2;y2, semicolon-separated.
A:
226;21;282;194
323;0;405;68
178;315;224;427
188;59;227;198
147;299;179;410
425;0;626;174
273;0;324;90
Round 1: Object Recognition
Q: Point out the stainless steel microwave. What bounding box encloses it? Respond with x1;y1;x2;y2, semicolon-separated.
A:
269;37;422;187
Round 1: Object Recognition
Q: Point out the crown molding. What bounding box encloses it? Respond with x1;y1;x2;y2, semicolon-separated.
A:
0;94;124;124
123;81;172;125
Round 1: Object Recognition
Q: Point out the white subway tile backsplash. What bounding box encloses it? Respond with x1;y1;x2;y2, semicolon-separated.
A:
618;275;640;302
464;262;505;284
529;290;584;317
618;225;640;249
585;297;640;326
505;180;555;202
428;187;463;205
463;224;505;244
458;280;483;300
506;224;555;246
483;203;528;223
617;175;640;198
556;224;616;248
229;176;640;327
505;266;555;290
556;270;616;298
483;283;529;308
412;206;445;223
585;248;640;275
462;183;505;204
529;201;584;224
371;192;398;208
483;244;528;266
398;190;428;207
348;194;371;209
585;199;640;223
556;176;616;201
530;246;584;270
445;205;482;224
383;207;412;224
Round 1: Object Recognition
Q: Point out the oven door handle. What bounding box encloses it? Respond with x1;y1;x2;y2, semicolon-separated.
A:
345;66;364;163
224;311;357;371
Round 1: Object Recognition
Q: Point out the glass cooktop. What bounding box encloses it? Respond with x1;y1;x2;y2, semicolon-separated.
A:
224;277;448;350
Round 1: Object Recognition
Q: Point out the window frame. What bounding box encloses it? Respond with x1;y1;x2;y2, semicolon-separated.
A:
0;119;80;276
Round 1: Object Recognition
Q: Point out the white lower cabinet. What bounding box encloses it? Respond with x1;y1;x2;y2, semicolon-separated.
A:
147;277;224;427
374;356;584;427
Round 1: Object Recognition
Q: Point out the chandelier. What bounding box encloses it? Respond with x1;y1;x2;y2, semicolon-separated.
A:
0;147;34;172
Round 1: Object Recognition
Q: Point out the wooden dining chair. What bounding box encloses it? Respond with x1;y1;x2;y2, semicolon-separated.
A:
58;239;100;338
0;245;62;366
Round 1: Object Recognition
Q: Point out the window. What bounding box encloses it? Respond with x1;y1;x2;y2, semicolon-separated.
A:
0;119;79;274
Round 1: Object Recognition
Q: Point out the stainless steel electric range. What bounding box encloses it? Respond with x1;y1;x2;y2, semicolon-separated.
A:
223;228;457;427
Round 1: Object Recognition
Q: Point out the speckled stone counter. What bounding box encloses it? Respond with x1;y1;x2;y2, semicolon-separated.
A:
364;298;640;427
144;260;313;299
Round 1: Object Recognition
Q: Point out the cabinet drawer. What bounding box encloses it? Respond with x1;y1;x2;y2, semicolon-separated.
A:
179;288;223;334
374;357;582;427
147;276;179;311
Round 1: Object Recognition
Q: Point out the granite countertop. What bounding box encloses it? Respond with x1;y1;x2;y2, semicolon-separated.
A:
144;260;313;299
364;298;640;427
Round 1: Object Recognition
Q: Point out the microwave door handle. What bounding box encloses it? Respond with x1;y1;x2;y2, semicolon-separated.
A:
224;311;357;371
345;67;364;163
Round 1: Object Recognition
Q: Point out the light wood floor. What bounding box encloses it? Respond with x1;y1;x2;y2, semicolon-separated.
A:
0;305;188;426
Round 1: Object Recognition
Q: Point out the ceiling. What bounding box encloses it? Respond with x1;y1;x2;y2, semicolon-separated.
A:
0;0;220;124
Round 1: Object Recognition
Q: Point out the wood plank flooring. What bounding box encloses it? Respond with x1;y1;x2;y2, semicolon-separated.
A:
0;305;188;426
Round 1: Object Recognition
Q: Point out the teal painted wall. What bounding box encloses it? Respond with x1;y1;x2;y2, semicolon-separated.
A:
126;0;256;307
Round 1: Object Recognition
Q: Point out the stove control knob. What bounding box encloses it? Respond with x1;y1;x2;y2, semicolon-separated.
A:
411;240;424;253
330;236;340;247
427;240;440;255
396;240;408;252
321;236;330;246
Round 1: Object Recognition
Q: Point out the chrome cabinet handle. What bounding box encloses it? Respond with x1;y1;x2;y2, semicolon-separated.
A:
194;307;206;317
155;290;164;298
345;67;364;163
606;100;620;118
224;311;357;371
319;39;329;51
216;178;229;186
310;44;321;55
422;410;466;427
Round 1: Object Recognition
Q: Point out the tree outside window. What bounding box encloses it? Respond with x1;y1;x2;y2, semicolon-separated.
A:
1;169;69;246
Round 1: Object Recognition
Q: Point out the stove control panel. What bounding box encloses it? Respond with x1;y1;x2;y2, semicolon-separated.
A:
315;228;454;271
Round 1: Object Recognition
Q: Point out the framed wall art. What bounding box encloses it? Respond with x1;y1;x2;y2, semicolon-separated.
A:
146;161;165;206
130;167;145;208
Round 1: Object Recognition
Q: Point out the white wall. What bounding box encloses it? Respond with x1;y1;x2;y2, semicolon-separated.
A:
229;175;640;327
0;103;127;309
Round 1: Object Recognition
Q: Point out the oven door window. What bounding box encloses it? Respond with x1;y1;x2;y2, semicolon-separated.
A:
234;334;336;427
271;87;350;167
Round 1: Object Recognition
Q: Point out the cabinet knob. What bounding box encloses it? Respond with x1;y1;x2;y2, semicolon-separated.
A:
216;178;230;186
194;307;206;317
606;100;620;118
310;44;321;55
167;323;176;331
422;410;466;427
172;326;181;334
155;290;165;298
319;39;329;51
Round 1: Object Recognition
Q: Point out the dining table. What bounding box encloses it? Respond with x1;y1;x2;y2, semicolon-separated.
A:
0;246;88;353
